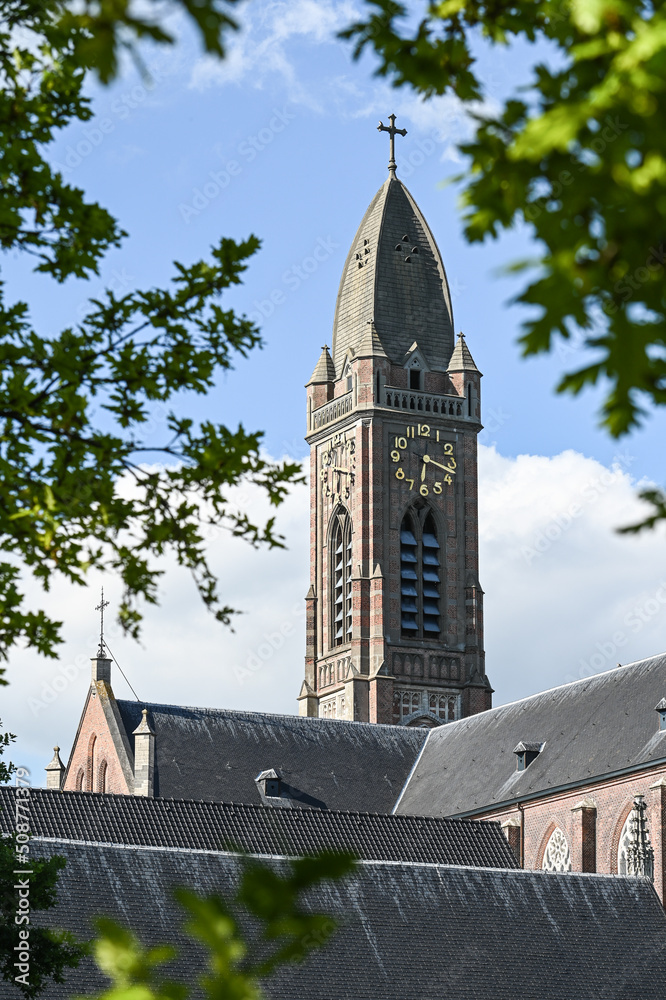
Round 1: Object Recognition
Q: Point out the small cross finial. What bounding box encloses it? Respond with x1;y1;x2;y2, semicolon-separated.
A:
377;114;407;175
95;587;110;657
321;344;329;353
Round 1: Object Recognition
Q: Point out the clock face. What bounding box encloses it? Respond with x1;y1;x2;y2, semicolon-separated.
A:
320;432;356;502
389;422;457;497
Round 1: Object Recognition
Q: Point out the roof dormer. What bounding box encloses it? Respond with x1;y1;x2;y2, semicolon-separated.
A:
404;343;430;391
656;698;666;731
513;741;545;771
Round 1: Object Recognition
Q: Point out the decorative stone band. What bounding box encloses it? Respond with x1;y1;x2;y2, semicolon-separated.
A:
383;387;468;418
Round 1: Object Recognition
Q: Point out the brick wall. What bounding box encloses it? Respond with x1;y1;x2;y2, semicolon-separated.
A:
62;682;132;795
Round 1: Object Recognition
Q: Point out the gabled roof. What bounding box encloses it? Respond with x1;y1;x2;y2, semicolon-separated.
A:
331;175;455;376
28;840;666;1000
0;788;517;869
396;652;666;817
115;701;427;812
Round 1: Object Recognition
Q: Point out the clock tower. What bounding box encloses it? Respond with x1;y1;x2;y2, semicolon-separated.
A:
298;118;493;727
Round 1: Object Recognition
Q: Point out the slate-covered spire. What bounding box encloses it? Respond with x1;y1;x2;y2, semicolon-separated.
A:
447;331;480;373
307;344;336;385
331;175;455;377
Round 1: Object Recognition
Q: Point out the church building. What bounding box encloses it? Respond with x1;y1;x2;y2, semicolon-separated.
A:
36;116;666;940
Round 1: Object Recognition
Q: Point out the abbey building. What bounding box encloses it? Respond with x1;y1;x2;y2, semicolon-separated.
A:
18;119;666;1000
299;147;491;726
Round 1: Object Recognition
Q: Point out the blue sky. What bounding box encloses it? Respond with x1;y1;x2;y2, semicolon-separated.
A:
4;0;666;781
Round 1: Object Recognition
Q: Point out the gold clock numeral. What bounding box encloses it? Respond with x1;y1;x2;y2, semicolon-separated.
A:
444;473;453;485
443;443;453;455
433;482;442;495
395;468;405;480
406;478;414;491
418;424;430;437
390;450;400;462
395;436;407;450
405;426;415;438
420;484;428;496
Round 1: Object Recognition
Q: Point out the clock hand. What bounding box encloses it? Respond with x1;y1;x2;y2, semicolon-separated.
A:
331;466;351;474
421;454;429;481
427;456;457;474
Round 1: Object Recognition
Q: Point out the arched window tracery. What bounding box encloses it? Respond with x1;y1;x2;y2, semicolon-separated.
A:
542;827;572;872
400;508;441;638
330;509;352;647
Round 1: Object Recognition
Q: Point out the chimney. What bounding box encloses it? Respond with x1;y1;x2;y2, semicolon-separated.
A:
91;654;112;685
45;746;65;790
132;709;155;797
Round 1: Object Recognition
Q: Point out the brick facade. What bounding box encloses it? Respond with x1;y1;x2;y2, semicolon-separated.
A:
62;656;134;795
474;766;666;902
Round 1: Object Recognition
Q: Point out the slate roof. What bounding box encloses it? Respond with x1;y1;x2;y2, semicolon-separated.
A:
331;174;455;376
20;840;666;1000
0;788;518;868
396;652;666;817
114;701;426;811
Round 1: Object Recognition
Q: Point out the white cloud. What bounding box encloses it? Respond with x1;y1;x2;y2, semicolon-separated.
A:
190;0;359;108
4;445;666;786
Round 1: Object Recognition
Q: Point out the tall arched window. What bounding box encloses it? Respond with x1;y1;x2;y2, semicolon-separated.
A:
86;734;96;793
75;768;85;791
97;759;108;794
400;509;441;638
330;509;352;647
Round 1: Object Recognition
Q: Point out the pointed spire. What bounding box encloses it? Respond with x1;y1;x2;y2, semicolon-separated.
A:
132;707;155;735
355;319;387;359
626;795;655;881
306;344;336;385
45;746;65;790
447;331;480;373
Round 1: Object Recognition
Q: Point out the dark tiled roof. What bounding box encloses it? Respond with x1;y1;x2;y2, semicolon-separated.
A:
115;701;426;812
22;840;666;1000
396;653;666;817
331;175;455;376
0;787;517;868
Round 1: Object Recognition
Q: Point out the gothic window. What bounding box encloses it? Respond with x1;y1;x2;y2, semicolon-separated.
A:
400;510;441;638
542;828;572;872
618;813;632;875
75;768;84;791
330;510;352;647
97;759;108;793
429;693;459;722
86;734;96;793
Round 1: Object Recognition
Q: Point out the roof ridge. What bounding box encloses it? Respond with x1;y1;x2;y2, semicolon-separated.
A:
431;651;666;737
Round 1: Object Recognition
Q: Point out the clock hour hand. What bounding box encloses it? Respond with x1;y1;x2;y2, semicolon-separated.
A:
331;466;351;474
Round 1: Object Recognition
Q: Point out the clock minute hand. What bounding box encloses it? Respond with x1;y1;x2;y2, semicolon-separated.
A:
331;466;351;474
426;456;456;474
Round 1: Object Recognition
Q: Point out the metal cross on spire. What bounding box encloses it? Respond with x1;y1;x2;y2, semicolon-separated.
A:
95;587;109;657
377;114;407;176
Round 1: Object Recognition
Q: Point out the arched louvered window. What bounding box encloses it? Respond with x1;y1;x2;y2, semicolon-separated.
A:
400;509;441;638
330;509;353;647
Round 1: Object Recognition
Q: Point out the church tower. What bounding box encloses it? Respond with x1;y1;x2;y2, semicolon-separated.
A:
298;117;492;727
